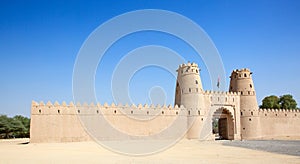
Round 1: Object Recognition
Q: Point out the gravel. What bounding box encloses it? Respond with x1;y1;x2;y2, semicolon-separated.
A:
222;140;300;156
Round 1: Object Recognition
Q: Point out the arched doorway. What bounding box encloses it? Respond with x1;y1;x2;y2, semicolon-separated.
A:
212;108;234;140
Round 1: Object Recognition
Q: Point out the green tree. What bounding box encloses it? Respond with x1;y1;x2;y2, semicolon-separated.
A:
260;95;280;109
279;94;297;109
13;115;30;137
0;115;12;138
0;115;30;139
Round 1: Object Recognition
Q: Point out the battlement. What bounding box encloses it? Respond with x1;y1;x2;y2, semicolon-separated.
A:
31;101;187;116
202;90;240;96
258;108;299;117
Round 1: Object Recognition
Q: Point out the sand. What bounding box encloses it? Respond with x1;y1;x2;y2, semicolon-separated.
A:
0;138;299;164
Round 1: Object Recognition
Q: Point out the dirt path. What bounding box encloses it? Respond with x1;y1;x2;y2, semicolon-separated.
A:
0;138;299;163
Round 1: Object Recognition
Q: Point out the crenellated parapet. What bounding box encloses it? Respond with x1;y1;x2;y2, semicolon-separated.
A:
31;101;187;116
258;108;300;117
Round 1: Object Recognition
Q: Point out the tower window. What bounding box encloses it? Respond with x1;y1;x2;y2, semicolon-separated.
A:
198;110;200;115
244;73;247;77
195;80;198;84
196;69;198;73
189;88;191;92
162;111;164;115
58;110;60;114
188;111;190;115
241;91;243;95
250;84;252;88
248;91;251;95
39;109;41;113
191;69;194;72
78;110;80;113
251;111;253;116
249;118;252;121
241;112;243;116
239;74;241;77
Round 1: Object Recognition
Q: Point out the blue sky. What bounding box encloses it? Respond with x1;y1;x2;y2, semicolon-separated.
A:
1;0;300;117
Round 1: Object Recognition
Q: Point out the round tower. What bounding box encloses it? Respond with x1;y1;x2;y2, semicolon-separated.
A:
229;68;261;139
175;62;204;139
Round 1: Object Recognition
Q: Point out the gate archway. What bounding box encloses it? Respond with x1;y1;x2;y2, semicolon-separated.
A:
212;108;234;140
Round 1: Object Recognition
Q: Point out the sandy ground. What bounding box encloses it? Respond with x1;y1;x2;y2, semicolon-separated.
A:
0;138;299;164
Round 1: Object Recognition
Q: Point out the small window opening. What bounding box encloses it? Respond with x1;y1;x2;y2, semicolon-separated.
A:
189;88;191;93
198;110;200;115
58;110;60;114
78;110;80;113
196;69;198;73
176;111;178;115
250;84;252;88
275;114;278;116
188;111;190;115
251;111;253;116
96;110;99;114
131;111;133;114
244;73;247;77
285;114;287;116
147;111;149;115
162;111;164;115
39;109;41;113
195;80;198;84
265;114;267;116
241;112;243;116
114;110;116;114
249;118;252;121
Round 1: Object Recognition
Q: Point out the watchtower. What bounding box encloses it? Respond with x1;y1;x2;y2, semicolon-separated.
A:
229;68;261;139
175;62;204;139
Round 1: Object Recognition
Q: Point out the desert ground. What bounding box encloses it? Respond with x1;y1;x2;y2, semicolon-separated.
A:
0;138;299;164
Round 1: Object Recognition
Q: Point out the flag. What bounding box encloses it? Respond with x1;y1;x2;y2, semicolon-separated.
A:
217;76;220;88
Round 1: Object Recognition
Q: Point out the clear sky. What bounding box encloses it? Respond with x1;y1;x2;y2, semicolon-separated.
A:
1;0;300;117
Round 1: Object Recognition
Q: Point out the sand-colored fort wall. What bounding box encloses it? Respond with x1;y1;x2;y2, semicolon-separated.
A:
257;109;300;139
30;101;188;143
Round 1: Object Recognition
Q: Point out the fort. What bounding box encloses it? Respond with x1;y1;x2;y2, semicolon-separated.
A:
30;62;300;142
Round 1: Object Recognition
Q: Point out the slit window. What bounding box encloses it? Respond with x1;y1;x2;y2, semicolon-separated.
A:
195;80;198;84
251;111;253;115
189;88;191;93
58;110;60;114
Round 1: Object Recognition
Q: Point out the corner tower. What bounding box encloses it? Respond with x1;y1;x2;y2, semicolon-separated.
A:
175;62;204;139
229;68;261;139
